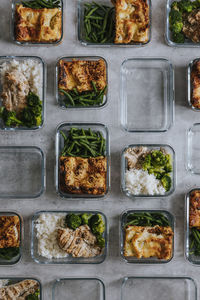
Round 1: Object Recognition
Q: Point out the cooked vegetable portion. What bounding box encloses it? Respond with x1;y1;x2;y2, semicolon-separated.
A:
125;212;170;227
21;0;61;8
189;190;200;256
65;214;82;230
169;0;200;43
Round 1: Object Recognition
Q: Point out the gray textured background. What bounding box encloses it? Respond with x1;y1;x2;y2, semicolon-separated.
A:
0;0;200;299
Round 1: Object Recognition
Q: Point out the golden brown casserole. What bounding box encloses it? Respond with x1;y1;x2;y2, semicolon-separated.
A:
124;225;173;259
189;190;200;228
15;4;62;43
191;60;200;109
58;59;107;93
59;156;107;195
114;0;149;44
0;216;20;248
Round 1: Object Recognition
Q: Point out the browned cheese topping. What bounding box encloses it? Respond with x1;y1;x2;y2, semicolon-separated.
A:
191;60;200;109
59;156;107;195
0;216;20;248
114;0;149;44
189;190;200;228
15;5;62;42
58;59;107;93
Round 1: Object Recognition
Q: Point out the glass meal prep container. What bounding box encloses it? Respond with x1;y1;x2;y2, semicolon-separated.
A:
55;56;108;109
0;277;42;299
185;188;200;265
188;59;200;111
11;0;64;46
165;0;200;47
121;276;197;300
187;123;200;174
0;212;22;265
31;210;107;264
120;209;175;264
55;122;110;199
78;0;152;47
120;58;174;132
0;146;45;199
121;144;176;198
0;55;46;131
52;278;105;300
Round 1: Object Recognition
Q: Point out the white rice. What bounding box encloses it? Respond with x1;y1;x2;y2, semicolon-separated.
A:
0;280;8;288
0;59;43;99
125;169;166;195
35;213;68;259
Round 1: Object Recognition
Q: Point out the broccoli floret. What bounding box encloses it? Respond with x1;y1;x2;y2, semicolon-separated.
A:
96;235;105;248
169;9;182;23
170;21;183;33
192;0;200;8
90;214;105;235
21;92;42;127
81;213;92;225
161;174;172;192
179;0;193;12
26;290;40;300
172;32;185;43
142;153;152;171
171;1;180;10
0;107;22;127
65;214;82;230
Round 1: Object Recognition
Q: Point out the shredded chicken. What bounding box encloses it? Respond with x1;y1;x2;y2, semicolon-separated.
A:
124;146;148;169
0;279;39;300
57;225;101;258
1;70;29;113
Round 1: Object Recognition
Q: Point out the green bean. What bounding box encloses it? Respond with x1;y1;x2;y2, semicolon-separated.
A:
59;89;75;106
125;212;170;227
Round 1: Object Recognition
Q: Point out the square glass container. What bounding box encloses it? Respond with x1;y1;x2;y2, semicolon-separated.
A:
0;212;22;265
185;188;200;265
165;0;200;47
120;209;175;264
11;0;64;45
187;123;200;174
78;0;152;47
31;210;107;264
52;278;105;300
188;59;200;111
0;146;45;199
55;56;108;109
0;56;46;131
55;122;110;199
121;144;176;198
0;277;42;298
120;58;174;132
121;277;197;300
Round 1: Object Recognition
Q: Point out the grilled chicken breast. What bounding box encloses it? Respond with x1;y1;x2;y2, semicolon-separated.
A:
58;59;107;93
15;5;62;42
57;225;101;257
0;279;39;300
0;216;20;248
189;190;200;228
124;225;173;259
59;156;107;195
114;0;149;44
191;60;200;109
183;9;200;43
1;70;29;113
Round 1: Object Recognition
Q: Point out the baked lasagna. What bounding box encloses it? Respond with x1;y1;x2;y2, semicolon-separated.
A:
0;216;20;248
189;190;200;228
58;59;107;93
15;4;62;43
59;156;107;195
191;60;200;109
114;0;150;44
124;225;173;259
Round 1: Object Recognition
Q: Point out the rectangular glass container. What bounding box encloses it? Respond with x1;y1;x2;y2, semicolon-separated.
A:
0;55;46;131
52;278;105;300
0;146;45;198
0;277;42;298
78;0;152;47
187;123;200;174
55;56;108;109
188;58;200;111
120;58;174;132
55;122;110;199
165;0;200;47
121;144;176;198
185;188;200;265
121;277;197;300
0;211;22;265
120;209;175;264
11;0;64;45
31;210;107;264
